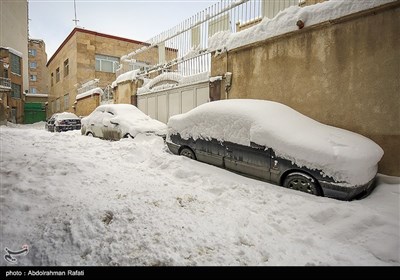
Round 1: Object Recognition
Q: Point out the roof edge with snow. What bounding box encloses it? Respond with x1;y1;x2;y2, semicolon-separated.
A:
76;87;103;101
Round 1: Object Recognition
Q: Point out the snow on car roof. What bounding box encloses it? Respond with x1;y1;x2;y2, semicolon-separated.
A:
55;112;80;120
167;99;384;186
96;104;149;118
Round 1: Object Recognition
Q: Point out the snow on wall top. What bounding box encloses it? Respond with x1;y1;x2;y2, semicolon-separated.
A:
76;87;103;101
116;69;140;84
137;72;209;95
167;99;384;186
24;93;48;98
0;46;23;57
208;0;395;52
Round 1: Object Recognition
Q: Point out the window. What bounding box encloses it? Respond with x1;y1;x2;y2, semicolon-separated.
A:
64;59;69;77
56;98;60;112
95;54;119;73
51;73;54;86
30;61;37;69
11;83;21;98
56;68;60;82
64;94;69;110
10;53;21;75
30;87;37;94
30;75;37;81
28;49;37;56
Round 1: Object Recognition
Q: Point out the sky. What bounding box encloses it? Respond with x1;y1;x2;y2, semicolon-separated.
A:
28;0;219;60
1;123;399;265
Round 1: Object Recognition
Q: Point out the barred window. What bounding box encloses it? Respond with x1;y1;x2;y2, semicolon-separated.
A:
10;53;21;75
11;83;21;98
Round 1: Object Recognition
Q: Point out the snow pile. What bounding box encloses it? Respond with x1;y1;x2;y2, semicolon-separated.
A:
167;99;384;186
81;104;167;137
76;87;103;101
0;125;398;266
208;0;396;52
115;69;140;84
137;72;209;95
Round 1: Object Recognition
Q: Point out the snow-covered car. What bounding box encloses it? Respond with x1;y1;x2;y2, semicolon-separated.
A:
81;104;167;140
45;112;81;132
166;99;384;201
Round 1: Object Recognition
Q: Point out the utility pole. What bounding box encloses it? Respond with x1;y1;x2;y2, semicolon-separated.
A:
73;0;79;26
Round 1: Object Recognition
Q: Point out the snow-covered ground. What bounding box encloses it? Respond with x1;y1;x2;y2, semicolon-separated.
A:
1;123;399;266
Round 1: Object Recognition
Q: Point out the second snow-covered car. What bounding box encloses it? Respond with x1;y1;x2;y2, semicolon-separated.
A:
81;104;167;140
46;112;81;132
166;99;384;201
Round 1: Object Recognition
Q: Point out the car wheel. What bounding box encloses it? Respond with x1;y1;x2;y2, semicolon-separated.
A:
86;132;94;137
123;133;133;139
283;172;322;196
179;147;196;160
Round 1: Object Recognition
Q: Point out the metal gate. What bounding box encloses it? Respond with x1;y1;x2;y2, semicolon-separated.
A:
24;103;46;124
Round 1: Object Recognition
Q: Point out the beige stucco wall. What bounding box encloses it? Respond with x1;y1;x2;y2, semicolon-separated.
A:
48;28;174;116
0;0;28;93
211;3;400;176
115;81;137;104
75;94;100;117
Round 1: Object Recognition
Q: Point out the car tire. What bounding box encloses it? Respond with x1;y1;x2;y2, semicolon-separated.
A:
86;132;94;137
123;133;133;139
179;147;196;160
283;172;322;196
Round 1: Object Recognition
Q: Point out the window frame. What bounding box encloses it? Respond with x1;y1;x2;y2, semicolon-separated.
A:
64;59;69;77
56;67;60;83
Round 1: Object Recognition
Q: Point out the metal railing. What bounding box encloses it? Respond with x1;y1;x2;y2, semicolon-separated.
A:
0;77;11;89
117;0;300;78
77;79;99;95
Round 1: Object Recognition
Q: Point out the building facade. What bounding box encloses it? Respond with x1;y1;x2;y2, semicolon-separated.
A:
28;39;48;95
47;27;175;117
0;0;28;123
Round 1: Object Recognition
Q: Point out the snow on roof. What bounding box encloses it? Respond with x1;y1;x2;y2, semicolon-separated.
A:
137;71;209;95
208;0;395;52
0;46;23;57
167;99;384;186
76;87;103;101
24;93;48;98
115;69;140;84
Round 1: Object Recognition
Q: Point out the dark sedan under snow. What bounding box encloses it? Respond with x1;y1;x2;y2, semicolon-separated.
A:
166;99;384;201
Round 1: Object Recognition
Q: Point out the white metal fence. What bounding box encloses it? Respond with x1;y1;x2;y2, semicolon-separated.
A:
117;0;300;78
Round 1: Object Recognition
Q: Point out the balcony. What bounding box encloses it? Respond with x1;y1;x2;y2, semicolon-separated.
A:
0;77;11;91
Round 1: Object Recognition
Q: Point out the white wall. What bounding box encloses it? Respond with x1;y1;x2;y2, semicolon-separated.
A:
138;81;209;123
